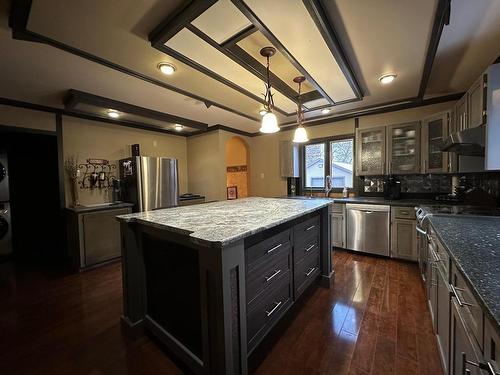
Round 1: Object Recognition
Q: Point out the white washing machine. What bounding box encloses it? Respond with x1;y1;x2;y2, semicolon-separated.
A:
0;152;9;202
0;202;12;256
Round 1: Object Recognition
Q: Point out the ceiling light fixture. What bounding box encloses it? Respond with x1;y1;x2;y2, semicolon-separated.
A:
259;46;279;134
259;109;268;116
293;76;309;143
107;109;120;119
157;62;176;75
321;108;331;115
379;73;397;85
174;124;183;131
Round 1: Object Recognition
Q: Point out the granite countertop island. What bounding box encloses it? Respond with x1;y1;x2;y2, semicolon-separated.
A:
117;196;332;247
428;215;500;329
119;197;333;374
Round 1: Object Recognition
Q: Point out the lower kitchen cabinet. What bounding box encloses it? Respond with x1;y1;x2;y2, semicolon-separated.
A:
390;207;418;261
66;205;132;270
331;203;345;248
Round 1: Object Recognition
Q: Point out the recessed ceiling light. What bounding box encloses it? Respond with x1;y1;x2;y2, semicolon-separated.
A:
107;109;120;119
259;109;268;116
379;73;397;85
174;124;183;131
321;108;331;115
158;62;176;75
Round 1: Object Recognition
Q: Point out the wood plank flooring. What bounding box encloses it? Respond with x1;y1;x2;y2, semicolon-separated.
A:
0;251;443;375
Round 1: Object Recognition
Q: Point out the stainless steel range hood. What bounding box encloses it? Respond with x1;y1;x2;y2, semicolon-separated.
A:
441;126;485;156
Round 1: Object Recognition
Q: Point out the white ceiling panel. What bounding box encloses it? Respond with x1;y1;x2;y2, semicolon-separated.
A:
165;28;297;113
191;0;252;44
244;0;356;103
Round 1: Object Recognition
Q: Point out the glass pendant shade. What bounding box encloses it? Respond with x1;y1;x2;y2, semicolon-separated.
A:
260;112;279;133
293;125;309;143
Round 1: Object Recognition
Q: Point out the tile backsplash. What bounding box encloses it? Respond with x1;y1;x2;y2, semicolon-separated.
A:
362;174;451;194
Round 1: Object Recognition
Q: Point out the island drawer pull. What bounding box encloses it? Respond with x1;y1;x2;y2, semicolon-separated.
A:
306;225;315;231
267;243;282;254
451;284;473;307
305;267;316;277
266;301;282;317
305;244;315;252
265;269;282;282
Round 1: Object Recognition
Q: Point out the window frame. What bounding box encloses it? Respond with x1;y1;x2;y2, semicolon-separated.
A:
301;134;357;193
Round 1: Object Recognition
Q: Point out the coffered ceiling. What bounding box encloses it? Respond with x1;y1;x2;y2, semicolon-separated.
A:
1;0;499;135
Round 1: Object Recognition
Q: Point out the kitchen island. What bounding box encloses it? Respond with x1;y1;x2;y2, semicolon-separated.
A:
117;197;333;375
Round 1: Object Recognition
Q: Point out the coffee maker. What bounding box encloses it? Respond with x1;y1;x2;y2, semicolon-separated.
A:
383;175;401;200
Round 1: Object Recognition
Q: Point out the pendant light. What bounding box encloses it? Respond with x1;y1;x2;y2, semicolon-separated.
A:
292;76;309;143
259;47;279;133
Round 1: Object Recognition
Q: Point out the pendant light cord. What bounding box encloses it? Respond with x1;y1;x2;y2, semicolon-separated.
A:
264;56;274;112
297;81;304;126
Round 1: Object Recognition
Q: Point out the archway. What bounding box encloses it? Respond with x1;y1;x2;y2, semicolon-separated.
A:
225;136;249;199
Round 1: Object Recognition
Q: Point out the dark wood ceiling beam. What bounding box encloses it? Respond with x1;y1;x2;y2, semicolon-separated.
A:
302;0;363;99
417;0;451;98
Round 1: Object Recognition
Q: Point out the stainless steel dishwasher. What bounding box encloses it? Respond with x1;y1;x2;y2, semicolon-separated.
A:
346;204;390;256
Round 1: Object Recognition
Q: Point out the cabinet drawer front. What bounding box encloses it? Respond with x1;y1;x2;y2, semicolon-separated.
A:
246;252;290;308
294;249;320;298
331;203;344;213
247;275;292;349
293;216;319;240
294;233;319;264
452;264;484;350
393;207;416;220
246;229;291;272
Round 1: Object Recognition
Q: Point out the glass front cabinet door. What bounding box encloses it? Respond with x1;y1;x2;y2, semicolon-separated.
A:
421;112;450;173
355;126;386;176
387;122;421;174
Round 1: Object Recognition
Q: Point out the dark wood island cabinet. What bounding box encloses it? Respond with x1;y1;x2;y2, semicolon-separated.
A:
117;197;333;375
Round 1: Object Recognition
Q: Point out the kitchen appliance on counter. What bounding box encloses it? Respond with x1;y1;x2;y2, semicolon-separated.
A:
346;204;390;256
179;193;206;206
383;175;401;200
119;156;179;212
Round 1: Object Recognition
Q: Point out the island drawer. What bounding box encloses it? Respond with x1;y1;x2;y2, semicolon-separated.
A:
246;252;291;309
293;215;320;241
247;274;292;351
294;249;320;299
393;207;416;220
293;233;319;264
451;263;484;350
246;229;291;272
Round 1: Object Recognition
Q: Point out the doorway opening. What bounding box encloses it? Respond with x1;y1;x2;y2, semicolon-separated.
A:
0;129;64;264
225;137;249;199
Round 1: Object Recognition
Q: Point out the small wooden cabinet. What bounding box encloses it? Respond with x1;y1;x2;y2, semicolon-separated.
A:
387;122;421;174
331;203;345;248
66;205;132;270
390;207;417;261
356;126;386;176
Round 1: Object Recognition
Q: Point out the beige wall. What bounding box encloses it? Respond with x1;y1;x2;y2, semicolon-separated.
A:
0;104;56;132
249;101;457;198
62;116;187;206
188;130;252;201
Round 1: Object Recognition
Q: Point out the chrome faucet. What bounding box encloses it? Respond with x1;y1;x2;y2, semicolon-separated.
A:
325;175;333;197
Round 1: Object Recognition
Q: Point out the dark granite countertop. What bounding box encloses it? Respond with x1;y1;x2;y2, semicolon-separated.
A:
332;196;440;207
428;215;500;329
65;202;134;213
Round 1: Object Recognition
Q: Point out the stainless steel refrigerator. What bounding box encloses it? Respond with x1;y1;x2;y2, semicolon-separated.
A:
119;156;179;212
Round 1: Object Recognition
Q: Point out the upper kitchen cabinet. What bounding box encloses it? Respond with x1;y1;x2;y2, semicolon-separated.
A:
356;126;386;176
467;74;487;129
455;94;468;132
421;112;450;173
387;122;421;174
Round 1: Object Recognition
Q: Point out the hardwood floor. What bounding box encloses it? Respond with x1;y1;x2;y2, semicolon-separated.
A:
0;251;443;375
